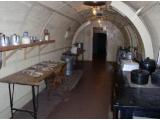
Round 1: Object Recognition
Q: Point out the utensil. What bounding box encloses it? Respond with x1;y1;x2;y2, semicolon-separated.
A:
126;51;135;60
151;69;160;86
41;67;53;72
10;34;20;45
0;34;9;46
140;57;156;74
131;69;149;85
29;72;43;78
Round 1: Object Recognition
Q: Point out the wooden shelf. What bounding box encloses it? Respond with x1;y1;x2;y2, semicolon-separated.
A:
0;40;55;52
0;40;55;66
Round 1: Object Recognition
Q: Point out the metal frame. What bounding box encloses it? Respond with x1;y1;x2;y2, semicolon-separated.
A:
8;84;39;119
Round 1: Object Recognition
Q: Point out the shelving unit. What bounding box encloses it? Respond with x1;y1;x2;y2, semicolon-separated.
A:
0;40;55;52
0;40;55;66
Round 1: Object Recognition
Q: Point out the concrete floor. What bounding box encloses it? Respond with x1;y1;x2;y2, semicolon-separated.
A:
14;61;115;119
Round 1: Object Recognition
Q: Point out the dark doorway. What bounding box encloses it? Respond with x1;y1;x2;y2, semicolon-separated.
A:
93;32;107;62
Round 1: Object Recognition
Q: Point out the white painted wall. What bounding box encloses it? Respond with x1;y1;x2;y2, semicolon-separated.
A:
76;24;93;61
0;1;79;118
105;21;124;62
74;21;124;62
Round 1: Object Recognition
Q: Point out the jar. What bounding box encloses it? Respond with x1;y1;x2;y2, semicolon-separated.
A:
22;32;30;44
44;29;50;41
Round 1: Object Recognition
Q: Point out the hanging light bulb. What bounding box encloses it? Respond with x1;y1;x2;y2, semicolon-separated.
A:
103;26;107;31
92;7;97;15
98;19;101;24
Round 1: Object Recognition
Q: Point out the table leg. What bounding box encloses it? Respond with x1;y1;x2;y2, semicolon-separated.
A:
8;83;15;119
113;108;119;119
32;86;39;119
44;80;48;90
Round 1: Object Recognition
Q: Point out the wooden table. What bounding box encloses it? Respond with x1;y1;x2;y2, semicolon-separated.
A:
0;62;64;119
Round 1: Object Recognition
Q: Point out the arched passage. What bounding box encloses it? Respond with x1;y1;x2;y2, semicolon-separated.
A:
72;1;153;60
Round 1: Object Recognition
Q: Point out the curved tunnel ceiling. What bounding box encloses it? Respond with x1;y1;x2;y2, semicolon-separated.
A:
42;1;152;58
38;1;130;27
0;1;156;58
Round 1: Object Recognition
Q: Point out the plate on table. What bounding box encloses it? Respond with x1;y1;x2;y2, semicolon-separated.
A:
41;67;53;72
48;63;57;67
22;69;35;75
29;72;43;78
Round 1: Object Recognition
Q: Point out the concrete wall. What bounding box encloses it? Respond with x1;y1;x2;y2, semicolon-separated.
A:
0;1;79;118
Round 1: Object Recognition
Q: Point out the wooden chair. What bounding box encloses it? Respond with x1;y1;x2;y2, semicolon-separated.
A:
46;63;66;99
52;63;66;89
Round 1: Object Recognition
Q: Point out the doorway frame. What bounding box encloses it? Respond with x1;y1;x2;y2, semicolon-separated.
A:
92;27;107;61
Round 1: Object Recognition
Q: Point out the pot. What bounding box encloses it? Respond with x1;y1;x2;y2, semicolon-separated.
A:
74;42;84;50
10;34;20;45
119;48;128;59
131;69;149;85
0;34;9;46
151;69;160;86
126;51;135;60
140;57;156;74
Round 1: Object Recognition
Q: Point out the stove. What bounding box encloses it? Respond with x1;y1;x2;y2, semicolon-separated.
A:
123;71;159;88
121;60;139;72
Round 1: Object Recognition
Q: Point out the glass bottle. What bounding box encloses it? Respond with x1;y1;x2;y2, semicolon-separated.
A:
44;29;50;41
22;32;30;44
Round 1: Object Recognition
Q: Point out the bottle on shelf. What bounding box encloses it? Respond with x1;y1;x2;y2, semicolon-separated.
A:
22;32;30;44
44;29;50;41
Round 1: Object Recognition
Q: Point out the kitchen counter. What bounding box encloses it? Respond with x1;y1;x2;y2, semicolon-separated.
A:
113;68;160;118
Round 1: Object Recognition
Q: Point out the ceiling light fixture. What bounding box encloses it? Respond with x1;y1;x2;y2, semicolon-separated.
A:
92;7;97;15
83;1;106;7
98;19;101;24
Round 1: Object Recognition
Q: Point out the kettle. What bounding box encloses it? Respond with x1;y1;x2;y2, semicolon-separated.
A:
151;69;160;86
0;34;9;46
131;69;149;85
10;34;20;46
140;57;156;74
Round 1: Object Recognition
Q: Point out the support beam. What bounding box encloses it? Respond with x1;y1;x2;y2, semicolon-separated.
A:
111;1;154;59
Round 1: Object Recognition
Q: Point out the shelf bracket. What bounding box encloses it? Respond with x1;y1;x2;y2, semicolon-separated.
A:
39;44;48;52
24;47;35;60
3;50;18;67
38;44;48;56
